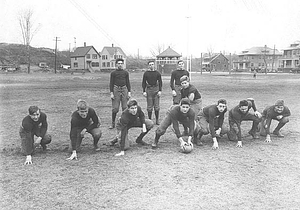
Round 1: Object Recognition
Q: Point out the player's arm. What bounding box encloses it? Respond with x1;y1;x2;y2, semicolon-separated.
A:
142;72;147;94
282;107;291;118
109;72;115;99
170;71;175;90
86;109;99;132
39;113;48;139
126;71;131;98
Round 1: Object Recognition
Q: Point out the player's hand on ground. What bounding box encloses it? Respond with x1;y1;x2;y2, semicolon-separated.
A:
180;141;187;148
212;142;219;150
24;155;32;165
187;136;193;148
67;151;77;160
172;90;177;97
157;91;161;97
35;137;42;144
236;141;243;148
212;137;219;150
143;92;147;97
115;151;125;156
276;115;283;120
127;92;131;99
265;134;272;143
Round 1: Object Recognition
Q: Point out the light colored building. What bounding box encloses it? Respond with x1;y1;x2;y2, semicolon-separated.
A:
70;43;100;72
100;44;126;71
156;47;182;74
278;42;300;72
233;46;282;72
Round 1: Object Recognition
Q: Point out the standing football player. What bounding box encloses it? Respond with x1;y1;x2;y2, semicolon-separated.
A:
170;60;190;105
142;60;162;125
109;58;131;129
260;99;291;142
19;106;52;165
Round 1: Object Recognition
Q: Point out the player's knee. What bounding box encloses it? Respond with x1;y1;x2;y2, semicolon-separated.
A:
146;120;154;129
112;109;119;114
280;117;289;124
42;134;52;144
156;128;166;136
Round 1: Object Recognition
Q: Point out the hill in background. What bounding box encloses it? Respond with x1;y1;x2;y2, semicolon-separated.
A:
0;43;70;70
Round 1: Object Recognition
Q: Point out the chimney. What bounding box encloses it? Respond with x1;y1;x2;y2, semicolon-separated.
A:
84;42;86;47
112;43;114;47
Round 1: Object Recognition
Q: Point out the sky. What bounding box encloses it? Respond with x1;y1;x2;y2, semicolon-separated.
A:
1;0;300;57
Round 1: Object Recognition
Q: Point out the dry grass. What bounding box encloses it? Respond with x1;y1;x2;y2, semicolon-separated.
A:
1;72;300;210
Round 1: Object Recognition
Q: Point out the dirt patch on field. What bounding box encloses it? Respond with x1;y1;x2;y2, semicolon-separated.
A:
1;72;300;209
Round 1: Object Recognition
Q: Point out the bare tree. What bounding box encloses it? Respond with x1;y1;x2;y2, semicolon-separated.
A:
18;9;40;73
150;43;165;57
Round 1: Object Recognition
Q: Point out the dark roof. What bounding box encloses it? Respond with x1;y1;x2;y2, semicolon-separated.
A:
157;47;181;57
239;46;282;56
210;53;229;62
101;46;126;56
71;46;99;57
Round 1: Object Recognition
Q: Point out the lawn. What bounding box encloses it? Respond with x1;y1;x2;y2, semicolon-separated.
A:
0;71;300;210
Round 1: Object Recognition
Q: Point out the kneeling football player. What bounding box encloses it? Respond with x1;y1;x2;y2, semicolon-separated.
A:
19;106;52;165
259;99;291;142
196;99;228;149
67;99;102;160
152;98;199;150
111;99;154;156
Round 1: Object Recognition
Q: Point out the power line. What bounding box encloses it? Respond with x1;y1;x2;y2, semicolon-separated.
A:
68;0;120;47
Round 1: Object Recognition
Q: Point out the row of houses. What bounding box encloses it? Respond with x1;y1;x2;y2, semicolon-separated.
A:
71;43;126;72
70;41;300;73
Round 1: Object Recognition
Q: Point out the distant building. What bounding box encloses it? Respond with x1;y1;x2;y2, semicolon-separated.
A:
278;42;300;73
233;46;282;72
70;43;100;72
100;44;126;71
156;46;182;74
202;53;229;72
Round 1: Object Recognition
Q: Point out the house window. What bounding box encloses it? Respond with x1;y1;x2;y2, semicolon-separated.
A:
92;54;97;59
102;62;106;67
92;62;99;67
102;55;107;60
86;54;91;59
114;55;117;59
107;62;110;67
74;62;78;68
112;62;115;67
75;57;77;60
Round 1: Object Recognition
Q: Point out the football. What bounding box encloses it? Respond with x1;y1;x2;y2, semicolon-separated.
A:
180;143;193;154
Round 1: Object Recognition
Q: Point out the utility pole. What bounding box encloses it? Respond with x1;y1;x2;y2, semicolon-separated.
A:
271;45;275;72
264;44;267;74
200;53;203;75
54;37;61;74
229;53;232;74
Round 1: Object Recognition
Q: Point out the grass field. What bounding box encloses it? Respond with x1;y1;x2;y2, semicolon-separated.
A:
1;71;300;209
